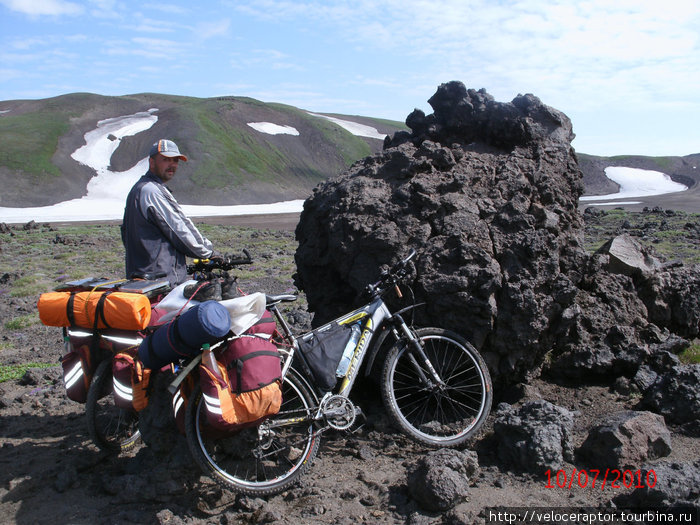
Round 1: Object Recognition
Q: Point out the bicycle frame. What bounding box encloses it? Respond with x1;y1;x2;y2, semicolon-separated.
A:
268;294;432;402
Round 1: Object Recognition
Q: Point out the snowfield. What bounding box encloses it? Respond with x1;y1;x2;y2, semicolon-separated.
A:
579;166;687;206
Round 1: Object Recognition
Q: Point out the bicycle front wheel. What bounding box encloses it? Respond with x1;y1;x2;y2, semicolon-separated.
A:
381;327;492;447
185;366;321;497
85;359;141;453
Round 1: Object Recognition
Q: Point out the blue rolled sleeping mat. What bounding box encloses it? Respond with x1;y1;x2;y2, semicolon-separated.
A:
138;300;231;369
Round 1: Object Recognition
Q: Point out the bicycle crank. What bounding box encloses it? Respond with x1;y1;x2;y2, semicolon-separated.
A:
319;395;359;431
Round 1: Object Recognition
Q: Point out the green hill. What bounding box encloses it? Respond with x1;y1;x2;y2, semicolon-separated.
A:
0;93;406;207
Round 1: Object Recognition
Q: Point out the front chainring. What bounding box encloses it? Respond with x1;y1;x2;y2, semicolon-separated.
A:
320;395;357;431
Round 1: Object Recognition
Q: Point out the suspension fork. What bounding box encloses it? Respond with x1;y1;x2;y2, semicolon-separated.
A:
393;314;444;388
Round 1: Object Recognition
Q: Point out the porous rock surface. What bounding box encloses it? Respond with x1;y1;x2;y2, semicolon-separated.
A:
295;81;586;384
493;400;575;473
294;81;700;392
576;410;672;470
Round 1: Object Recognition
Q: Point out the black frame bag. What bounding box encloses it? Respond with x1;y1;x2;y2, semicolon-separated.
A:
296;322;352;391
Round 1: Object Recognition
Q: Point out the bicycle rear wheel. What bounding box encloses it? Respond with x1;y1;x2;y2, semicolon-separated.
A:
85;358;141;453
381;327;492;447
185;366;320;497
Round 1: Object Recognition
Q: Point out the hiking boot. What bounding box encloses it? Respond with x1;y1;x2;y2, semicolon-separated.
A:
184;280;222;301
221;277;240;300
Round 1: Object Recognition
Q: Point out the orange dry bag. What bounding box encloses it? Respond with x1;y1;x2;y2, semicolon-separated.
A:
38;290;152;331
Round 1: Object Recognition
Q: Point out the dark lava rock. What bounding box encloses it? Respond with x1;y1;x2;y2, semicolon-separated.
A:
293;80;700;394
576;410;672;469
493;400;575;473
295;81;586;384
407;448;479;511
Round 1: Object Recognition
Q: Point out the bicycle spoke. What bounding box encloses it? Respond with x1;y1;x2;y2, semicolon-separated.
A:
382;328;492;446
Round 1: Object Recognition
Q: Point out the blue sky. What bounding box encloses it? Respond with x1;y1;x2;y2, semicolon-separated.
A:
0;0;698;157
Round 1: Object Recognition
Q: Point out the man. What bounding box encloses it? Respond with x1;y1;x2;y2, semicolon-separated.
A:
121;139;215;285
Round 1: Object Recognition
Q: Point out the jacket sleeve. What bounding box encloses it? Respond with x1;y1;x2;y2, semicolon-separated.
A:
138;182;214;258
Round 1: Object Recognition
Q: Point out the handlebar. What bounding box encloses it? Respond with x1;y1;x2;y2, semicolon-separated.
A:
187;249;253;274
365;249;416;298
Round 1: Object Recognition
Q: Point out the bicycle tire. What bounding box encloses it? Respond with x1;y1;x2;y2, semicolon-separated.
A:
381;327;492;447
85;359;141;453
185;366;321;496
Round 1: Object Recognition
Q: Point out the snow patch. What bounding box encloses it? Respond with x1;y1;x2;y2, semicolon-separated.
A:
308;112;387;140
579;167;687;204
71;109;159;200
247;122;299;136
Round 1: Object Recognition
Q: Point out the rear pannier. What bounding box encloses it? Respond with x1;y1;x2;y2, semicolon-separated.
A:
60;334;95;403
112;349;151;412
199;332;282;432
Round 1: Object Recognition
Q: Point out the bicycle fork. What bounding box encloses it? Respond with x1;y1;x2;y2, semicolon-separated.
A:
394;315;445;390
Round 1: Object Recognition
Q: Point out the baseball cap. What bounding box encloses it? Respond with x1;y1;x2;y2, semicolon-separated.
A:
149;139;188;161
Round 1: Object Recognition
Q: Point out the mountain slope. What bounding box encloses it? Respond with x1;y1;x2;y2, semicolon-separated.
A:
0;93;406;207
0;93;698;210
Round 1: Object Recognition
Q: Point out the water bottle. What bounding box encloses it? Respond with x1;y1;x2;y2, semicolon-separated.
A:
202;343;225;385
336;323;361;377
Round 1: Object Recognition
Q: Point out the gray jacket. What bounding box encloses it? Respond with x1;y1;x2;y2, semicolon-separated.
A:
121;171;213;285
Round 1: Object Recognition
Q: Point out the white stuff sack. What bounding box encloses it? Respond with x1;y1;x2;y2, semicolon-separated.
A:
220;292;266;335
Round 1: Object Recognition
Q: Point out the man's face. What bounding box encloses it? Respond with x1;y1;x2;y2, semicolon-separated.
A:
150;154;180;183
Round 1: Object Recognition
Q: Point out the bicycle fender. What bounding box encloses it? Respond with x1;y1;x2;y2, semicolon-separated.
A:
393;303;426;318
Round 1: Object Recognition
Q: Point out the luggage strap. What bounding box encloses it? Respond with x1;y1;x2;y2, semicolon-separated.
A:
66;292;77;327
89;291;113;366
94;291;113;330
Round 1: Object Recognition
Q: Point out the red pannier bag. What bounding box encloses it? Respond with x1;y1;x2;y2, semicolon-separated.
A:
199;331;282;433
60;332;95;403
112;349;151;412
245;309;276;338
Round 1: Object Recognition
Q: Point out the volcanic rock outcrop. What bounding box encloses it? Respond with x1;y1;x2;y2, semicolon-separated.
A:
294;81;700;392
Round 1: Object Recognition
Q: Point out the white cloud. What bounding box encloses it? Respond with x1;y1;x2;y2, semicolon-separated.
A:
106;37;189;60
0;0;83;16
230;49;304;72
194;19;231;40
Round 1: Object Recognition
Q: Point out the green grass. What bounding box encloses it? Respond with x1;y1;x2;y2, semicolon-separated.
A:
5;314;38;331
679;343;700;365
584;209;700;264
0;222;299;300
0;362;58;383
192;112;288;186
0;112;70;178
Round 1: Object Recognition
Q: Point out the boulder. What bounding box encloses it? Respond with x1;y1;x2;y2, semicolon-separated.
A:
641;364;700;429
613;460;700;508
406;448;479;511
295;81;587;384
596;234;660;277
493;400;575;473
576;411;672;469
